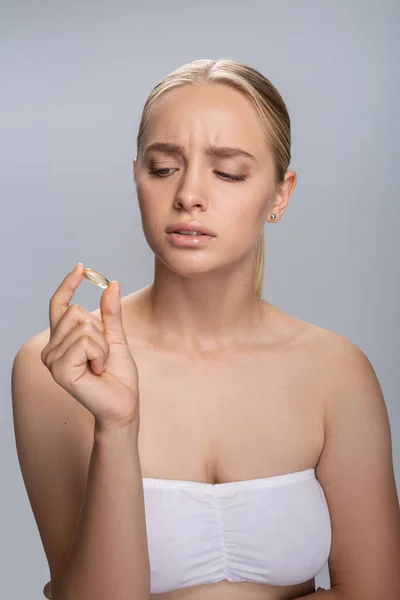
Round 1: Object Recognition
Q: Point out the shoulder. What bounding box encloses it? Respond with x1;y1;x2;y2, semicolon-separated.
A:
300;324;381;414
300;321;379;418
272;303;373;377
264;301;364;366
267;305;376;412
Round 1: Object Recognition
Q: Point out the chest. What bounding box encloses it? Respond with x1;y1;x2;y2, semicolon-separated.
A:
131;341;325;484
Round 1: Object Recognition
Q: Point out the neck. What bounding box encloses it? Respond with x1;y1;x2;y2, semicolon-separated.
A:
145;256;266;356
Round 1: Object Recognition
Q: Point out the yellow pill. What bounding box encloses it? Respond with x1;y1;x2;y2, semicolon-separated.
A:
82;268;110;290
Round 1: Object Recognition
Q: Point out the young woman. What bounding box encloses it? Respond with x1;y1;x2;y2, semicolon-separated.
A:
12;58;400;600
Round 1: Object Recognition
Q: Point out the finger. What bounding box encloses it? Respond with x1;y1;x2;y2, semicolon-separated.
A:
49;334;107;385
99;281;128;345
43;320;109;373
49;264;85;336
42;305;104;364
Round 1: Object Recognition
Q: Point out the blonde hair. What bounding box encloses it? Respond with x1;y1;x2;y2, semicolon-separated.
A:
136;58;291;298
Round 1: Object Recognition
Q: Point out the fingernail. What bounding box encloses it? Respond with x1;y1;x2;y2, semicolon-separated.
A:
72;263;83;273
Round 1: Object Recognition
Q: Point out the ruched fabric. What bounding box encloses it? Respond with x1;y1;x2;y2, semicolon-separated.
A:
142;468;332;595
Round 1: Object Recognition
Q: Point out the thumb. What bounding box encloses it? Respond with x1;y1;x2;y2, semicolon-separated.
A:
100;281;127;344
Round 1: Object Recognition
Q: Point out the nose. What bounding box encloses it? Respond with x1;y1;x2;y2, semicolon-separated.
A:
173;163;209;212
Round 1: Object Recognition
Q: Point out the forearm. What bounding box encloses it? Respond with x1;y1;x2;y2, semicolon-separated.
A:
52;420;150;600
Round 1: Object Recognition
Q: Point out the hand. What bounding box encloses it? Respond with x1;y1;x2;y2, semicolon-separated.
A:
41;263;140;430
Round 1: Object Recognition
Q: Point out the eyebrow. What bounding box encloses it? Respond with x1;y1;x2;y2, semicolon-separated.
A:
143;142;258;162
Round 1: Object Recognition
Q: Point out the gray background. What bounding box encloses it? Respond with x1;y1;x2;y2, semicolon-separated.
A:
2;0;399;597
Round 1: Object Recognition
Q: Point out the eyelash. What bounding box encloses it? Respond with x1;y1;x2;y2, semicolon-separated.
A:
148;168;247;182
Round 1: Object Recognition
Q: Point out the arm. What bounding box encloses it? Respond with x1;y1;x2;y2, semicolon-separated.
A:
295;333;400;600
52;421;151;600
12;339;150;600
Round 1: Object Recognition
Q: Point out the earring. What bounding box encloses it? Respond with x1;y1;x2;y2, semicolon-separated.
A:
270;213;277;221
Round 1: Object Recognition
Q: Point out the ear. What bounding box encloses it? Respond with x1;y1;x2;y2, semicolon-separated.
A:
269;170;297;221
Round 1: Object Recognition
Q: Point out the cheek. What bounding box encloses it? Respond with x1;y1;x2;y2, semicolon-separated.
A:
136;195;170;246
219;196;266;235
135;179;152;206
136;182;161;217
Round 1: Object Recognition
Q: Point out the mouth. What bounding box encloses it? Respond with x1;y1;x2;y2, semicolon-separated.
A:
171;231;207;236
166;222;216;237
167;231;215;246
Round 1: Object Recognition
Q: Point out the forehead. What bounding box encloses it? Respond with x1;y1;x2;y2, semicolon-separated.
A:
143;84;269;159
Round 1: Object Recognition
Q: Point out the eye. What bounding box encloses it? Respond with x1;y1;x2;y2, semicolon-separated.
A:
149;168;246;182
216;171;247;182
148;168;175;177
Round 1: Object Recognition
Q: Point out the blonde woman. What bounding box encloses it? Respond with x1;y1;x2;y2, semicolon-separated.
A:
12;59;400;600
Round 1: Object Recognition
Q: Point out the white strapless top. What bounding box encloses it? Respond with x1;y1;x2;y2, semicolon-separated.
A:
142;467;332;594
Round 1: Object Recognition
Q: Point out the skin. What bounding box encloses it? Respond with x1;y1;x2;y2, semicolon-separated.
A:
132;83;297;357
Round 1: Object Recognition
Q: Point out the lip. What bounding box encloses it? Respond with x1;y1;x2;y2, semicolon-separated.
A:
166;221;216;237
167;232;215;247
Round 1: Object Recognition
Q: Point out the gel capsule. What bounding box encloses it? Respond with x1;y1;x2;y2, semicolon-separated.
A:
82;268;110;290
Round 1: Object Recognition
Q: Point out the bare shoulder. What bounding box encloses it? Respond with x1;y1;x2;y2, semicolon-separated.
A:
265;302;361;357
294;317;378;403
268;305;376;410
271;303;367;360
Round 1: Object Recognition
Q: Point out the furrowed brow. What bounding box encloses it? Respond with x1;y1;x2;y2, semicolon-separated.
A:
144;142;258;162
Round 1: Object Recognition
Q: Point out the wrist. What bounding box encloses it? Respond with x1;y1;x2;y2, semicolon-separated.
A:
94;415;140;440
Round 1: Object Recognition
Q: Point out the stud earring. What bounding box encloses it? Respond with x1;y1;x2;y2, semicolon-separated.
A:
270;214;277;221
